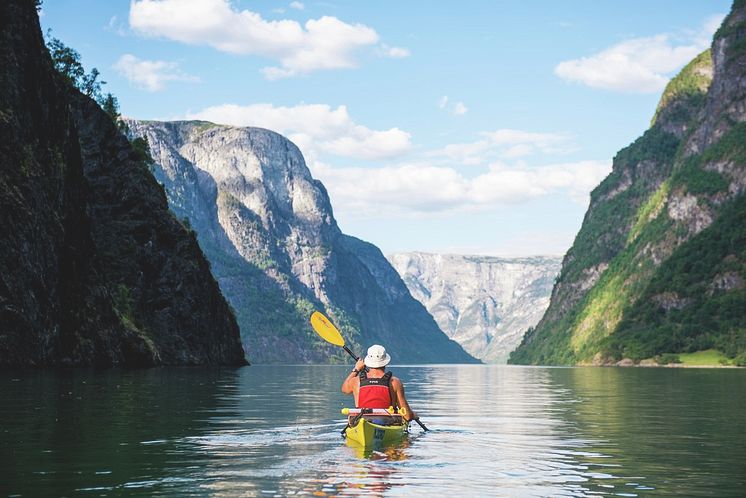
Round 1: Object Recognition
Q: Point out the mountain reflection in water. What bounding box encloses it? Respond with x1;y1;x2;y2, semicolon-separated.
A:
1;365;744;496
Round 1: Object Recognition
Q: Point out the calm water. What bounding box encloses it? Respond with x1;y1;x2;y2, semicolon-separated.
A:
1;365;745;497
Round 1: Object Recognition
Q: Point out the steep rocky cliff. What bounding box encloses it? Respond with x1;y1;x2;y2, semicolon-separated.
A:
511;2;746;365
388;253;561;363
0;1;245;367
128;121;476;364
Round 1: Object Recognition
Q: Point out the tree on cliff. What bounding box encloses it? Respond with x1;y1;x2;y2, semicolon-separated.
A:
45;33;105;102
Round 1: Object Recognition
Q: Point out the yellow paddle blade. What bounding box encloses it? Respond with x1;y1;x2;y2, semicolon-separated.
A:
310;311;345;347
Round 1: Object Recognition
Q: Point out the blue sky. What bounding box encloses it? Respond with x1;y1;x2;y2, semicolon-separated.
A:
41;0;731;256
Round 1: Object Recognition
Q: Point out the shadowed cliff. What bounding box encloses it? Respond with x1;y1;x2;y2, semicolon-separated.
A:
0;1;245;366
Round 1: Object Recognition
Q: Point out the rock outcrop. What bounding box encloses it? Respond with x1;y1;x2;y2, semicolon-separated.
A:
128;121;476;364
388;253;561;363
0;1;246;367
511;1;746;365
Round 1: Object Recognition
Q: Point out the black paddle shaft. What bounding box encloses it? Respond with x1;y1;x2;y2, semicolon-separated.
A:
414;417;429;431
343;345;370;374
342;345;359;362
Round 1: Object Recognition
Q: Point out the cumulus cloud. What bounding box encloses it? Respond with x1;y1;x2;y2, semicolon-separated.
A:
378;44;411;58
289;1;304;10
475;231;577;258
113;54;199;91
184;102;603;219
431;129;573;165
452;101;468;116
184;103;412;161
314;160;612;217
555;13;725;93
437;95;469;115
105;15;128;36
129;0;381;79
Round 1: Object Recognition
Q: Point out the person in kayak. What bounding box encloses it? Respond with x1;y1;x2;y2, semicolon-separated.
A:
341;344;417;422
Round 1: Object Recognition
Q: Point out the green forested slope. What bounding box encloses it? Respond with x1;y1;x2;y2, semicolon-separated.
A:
510;2;746;365
605;193;746;363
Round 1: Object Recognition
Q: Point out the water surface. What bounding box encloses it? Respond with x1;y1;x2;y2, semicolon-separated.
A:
1;365;745;496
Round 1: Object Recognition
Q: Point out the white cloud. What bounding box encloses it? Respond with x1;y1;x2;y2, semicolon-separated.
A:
431;129;573;165
184;101;602;220
105;15;128;36
435;140;491;166
555;13;725;93
379;44;411;58
129;0;380;79
701;14;726;39
290;1;304;10
113;54;199;91
460;231;576;258
314;160;612;217
452;101;468;116
437;96;469;116
184;103;412;161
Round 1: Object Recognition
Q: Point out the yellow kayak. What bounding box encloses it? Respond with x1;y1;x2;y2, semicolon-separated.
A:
342;408;409;447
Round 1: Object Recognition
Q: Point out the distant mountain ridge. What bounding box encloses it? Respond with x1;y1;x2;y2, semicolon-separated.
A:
129;120;476;364
511;2;746;366
388;252;561;363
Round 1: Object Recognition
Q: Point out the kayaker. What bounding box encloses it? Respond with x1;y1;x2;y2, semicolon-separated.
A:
341;344;417;422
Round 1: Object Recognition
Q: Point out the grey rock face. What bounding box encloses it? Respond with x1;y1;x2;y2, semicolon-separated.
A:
129;121;476;364
387;253;561;363
687;8;746;154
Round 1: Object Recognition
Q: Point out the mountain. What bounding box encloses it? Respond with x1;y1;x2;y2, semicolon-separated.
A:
510;3;746;366
388;253;561;363
0;1;246;367
127;120;476;364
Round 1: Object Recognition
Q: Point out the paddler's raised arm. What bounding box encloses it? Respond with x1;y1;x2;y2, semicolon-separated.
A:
341;358;365;394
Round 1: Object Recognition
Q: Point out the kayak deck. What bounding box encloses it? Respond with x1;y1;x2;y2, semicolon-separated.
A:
344;413;408;447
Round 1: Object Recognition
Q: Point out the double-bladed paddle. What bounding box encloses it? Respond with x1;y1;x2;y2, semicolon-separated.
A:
309;310;429;432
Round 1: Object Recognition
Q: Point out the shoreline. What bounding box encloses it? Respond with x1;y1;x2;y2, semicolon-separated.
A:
578;360;744;369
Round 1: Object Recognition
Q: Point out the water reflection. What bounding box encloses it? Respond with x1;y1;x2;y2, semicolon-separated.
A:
1;365;744;496
0;368;242;497
393;365;624;496
553;367;746;496
344;438;411;461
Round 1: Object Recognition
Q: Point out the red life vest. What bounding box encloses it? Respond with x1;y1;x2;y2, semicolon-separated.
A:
357;370;393;409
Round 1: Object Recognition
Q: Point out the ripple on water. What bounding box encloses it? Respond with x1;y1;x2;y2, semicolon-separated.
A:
3;365;745;496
